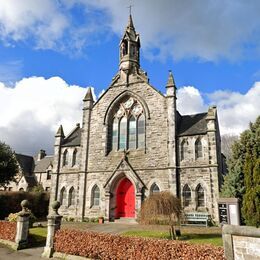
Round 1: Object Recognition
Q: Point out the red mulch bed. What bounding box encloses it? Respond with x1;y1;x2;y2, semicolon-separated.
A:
0;221;16;242
54;229;224;260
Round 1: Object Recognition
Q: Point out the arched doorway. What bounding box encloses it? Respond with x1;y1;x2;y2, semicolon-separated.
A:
116;178;135;218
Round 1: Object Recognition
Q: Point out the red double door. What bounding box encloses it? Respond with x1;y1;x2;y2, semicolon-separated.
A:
116;178;135;218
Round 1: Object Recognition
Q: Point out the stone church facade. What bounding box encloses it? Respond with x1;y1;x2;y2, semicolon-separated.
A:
50;15;223;223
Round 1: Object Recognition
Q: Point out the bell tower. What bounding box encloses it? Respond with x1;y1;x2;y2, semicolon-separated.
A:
119;15;140;74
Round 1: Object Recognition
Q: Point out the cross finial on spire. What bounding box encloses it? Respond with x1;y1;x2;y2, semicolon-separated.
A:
127;4;133;15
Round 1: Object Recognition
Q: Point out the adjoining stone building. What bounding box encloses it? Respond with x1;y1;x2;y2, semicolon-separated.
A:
50;15;224;223
2;150;53;192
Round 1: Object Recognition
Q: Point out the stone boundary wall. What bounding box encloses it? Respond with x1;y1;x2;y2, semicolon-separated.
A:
222;225;260;260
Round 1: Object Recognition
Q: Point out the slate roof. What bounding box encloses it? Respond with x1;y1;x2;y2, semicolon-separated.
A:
177;112;208;136
24;176;37;187
62;127;81;147
34;156;53;173
15;154;34;175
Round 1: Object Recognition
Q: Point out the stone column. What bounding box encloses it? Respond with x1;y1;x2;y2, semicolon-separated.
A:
42;201;63;258
15;200;31;250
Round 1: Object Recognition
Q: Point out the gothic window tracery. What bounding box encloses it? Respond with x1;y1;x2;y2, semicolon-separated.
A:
109;97;145;152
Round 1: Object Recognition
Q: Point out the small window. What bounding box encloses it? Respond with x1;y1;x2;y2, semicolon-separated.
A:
151;183;160;194
60;187;66;205
62;150;68;167
195;138;203;159
72;149;77;167
47;170;51;180
68;187;75;207
182;185;191;207
196;184;205;207
92;185;100;207
180;140;188;161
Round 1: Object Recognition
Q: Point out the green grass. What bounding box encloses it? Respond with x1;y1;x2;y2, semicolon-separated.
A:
122;230;223;247
29;227;47;247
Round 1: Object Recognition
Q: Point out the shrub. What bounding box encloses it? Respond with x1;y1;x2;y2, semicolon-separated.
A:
54;229;224;260
0;221;16;241
0;191;49;220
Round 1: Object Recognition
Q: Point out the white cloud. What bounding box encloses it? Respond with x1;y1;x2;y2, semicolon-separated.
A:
66;0;260;61
0;76;259;156
1;1;260;60
177;82;260;135
0;76;92;155
177;86;207;114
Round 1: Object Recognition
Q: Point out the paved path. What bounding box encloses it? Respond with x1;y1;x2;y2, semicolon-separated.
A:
0;244;59;260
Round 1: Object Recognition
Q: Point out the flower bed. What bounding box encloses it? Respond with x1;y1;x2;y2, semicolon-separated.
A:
54;229;224;260
0;221;16;241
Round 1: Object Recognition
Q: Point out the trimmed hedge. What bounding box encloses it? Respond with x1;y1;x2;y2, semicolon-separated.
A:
0;221;16;241
0;191;49;220
54;229;224;260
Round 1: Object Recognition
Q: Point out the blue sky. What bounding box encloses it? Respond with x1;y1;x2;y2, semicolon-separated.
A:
0;0;259;155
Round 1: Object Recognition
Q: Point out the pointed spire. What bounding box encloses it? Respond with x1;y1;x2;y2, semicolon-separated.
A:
127;14;134;30
166;70;176;87
55;125;64;138
83;87;94;102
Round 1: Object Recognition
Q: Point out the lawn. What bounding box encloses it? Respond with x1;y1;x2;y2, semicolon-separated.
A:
29;227;47;247
122;228;223;247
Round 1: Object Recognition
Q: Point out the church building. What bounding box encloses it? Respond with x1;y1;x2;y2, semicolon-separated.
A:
50;15;223;223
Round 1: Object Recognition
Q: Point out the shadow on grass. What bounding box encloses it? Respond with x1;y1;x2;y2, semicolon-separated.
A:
28;227;47;248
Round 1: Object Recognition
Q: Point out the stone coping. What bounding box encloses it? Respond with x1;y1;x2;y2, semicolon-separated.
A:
223;225;260;238
53;252;92;260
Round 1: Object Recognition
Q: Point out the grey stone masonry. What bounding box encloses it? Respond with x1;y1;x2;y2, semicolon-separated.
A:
42;201;63;258
15;200;31;250
222;224;260;260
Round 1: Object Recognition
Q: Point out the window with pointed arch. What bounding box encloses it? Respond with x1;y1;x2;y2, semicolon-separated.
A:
150;183;160;194
196;184;205;207
68;187;75;207
91;185;100;207
195;138;203;159
110;97;145;152
180;139;188;161
72;149;77;167
60;187;66;205
62;149;69;167
182;184;191;207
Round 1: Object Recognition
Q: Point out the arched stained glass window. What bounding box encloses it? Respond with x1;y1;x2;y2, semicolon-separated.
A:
151;183;160;194
60;187;66;205
92;185;100;207
68;187;75;207
62;149;68;167
182;184;191;207
129;116;136;149
137;114;145;148
109;97;145;152
119;117;127;150
72;149;77;167
196;184;205;207
112;118;119;150
195;138;203;159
